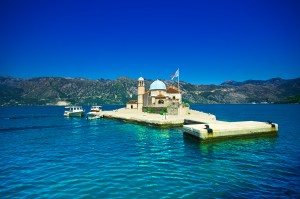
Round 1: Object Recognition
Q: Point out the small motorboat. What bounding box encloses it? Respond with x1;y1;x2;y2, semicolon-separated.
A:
64;106;85;117
86;105;103;120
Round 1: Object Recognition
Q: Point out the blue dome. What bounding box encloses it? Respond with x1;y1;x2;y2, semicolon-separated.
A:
138;77;144;81
150;80;166;90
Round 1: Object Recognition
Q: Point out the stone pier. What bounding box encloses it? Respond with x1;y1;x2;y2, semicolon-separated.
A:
183;121;278;141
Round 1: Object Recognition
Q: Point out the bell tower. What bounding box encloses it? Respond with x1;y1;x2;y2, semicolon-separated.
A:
138;77;145;110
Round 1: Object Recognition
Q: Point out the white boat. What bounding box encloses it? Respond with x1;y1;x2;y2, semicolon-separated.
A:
86;105;103;120
64;106;84;117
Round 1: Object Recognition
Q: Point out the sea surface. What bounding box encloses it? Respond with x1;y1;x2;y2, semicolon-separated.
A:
0;104;299;198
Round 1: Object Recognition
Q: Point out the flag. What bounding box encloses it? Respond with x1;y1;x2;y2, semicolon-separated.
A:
171;69;179;80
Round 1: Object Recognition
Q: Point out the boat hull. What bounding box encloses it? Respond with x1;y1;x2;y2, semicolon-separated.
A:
86;115;103;120
64;111;84;117
86;112;103;120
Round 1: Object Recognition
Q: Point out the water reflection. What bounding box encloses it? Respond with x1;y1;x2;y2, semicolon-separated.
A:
183;133;278;155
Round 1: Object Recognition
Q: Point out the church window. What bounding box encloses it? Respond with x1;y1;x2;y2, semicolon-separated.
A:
158;100;164;104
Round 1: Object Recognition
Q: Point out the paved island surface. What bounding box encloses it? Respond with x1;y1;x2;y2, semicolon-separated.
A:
103;108;217;128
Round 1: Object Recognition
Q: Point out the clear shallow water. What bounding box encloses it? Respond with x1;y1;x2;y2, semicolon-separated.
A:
0;105;299;198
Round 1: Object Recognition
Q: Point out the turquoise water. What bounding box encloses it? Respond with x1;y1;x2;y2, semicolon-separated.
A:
0;105;299;198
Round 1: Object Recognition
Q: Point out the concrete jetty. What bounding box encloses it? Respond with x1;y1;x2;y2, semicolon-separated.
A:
183;121;278;141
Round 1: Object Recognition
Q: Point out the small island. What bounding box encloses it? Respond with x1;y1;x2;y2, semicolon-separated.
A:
103;77;279;141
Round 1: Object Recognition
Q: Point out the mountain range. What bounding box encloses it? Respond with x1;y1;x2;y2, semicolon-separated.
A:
1;76;300;106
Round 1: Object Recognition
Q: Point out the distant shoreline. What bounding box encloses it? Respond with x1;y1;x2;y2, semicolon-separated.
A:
1;103;299;107
1;76;299;105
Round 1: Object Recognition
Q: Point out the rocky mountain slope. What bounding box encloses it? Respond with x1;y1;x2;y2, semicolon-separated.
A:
1;76;300;105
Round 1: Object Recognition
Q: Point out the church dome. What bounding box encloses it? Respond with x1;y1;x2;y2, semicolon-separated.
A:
150;80;166;90
138;77;144;81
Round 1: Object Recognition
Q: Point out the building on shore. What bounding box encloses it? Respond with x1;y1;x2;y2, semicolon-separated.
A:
126;100;138;109
126;77;189;115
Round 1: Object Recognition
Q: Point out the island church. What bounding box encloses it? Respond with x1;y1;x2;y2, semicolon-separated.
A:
126;77;189;115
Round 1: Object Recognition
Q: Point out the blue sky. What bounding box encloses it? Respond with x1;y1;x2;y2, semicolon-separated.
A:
0;0;299;85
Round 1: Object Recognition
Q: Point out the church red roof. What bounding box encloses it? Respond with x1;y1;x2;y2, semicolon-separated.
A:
167;86;180;93
155;94;166;99
127;100;137;104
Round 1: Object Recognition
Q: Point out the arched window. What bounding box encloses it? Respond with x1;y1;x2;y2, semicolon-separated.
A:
158;100;164;104
173;96;176;100
131;105;133;109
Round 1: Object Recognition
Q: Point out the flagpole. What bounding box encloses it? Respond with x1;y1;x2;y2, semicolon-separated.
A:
178;68;180;94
